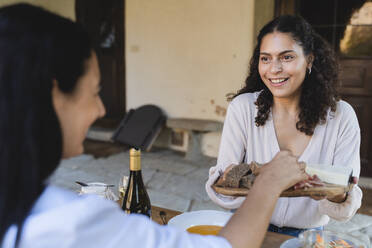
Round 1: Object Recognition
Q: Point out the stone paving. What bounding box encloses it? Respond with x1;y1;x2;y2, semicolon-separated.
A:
48;148;372;247
48;149;226;212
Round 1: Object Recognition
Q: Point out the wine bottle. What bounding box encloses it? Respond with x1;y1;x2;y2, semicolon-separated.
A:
122;148;151;218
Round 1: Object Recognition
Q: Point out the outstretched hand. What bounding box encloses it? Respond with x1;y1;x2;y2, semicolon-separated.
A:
219;150;308;248
258;150;308;193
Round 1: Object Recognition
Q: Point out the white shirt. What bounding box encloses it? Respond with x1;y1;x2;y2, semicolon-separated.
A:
2;186;231;248
206;92;362;229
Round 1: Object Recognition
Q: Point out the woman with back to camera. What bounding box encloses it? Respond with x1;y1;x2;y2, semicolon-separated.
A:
0;4;307;248
206;15;362;237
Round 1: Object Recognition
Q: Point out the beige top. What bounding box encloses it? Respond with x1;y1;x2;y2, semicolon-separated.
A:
206;92;362;229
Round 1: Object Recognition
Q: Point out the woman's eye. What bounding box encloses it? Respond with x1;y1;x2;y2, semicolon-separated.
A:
260;56;270;63
282;55;294;61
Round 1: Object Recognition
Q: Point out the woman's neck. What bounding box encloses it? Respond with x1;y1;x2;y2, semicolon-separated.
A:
272;93;301;118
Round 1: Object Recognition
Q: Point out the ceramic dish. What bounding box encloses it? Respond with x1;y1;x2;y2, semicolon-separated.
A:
167;210;232;230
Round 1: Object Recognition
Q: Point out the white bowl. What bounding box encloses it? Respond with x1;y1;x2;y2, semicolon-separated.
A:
167;210;232;230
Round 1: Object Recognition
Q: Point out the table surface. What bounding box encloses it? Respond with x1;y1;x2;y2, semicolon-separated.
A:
152;206;292;248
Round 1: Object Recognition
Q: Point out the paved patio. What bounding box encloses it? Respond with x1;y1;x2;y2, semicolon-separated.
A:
49;148;225;212
48;142;372;247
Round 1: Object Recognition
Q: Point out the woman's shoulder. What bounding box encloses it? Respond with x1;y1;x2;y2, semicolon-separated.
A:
31;185;118;216
230;92;259;108
329;100;359;128
30;185;79;214
334;100;358;119
227;92;259;119
336;100;354;112
20;186;132;247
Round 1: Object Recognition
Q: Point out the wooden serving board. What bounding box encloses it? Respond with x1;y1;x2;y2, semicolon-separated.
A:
212;183;353;198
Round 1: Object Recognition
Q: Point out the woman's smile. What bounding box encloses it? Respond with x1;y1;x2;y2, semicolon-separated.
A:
269;77;290;87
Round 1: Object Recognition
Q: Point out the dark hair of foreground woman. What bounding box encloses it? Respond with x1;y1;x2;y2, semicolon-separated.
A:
0;3;92;245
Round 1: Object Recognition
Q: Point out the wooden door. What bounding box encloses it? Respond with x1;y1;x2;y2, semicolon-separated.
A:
76;0;125;121
339;60;372;176
275;0;372;176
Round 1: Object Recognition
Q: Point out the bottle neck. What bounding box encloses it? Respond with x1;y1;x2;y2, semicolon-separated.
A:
129;154;141;171
128;170;144;183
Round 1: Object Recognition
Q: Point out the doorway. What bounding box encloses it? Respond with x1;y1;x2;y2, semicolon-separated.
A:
76;0;125;124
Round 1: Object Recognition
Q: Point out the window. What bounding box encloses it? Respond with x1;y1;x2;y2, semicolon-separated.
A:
296;0;372;57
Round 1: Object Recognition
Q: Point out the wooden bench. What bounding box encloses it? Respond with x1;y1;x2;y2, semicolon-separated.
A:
166;118;223;161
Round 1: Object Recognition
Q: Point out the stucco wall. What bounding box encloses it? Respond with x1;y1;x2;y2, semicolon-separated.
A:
0;0;75;20
126;0;256;157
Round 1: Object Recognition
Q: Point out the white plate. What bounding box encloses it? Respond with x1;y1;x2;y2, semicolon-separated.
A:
167;210;232;230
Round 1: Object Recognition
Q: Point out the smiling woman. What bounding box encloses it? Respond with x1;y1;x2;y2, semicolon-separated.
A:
206;15;362;237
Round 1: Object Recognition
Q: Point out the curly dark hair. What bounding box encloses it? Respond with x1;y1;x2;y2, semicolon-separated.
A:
231;15;339;135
